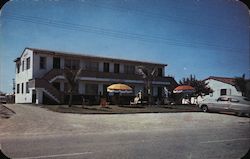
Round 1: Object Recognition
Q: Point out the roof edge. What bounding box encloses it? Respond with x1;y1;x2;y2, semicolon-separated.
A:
27;47;168;66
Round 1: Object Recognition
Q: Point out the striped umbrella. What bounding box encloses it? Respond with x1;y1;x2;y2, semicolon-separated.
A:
107;83;133;94
173;85;195;93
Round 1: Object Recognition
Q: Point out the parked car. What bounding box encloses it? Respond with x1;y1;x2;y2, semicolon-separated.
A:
199;95;250;116
0;95;7;104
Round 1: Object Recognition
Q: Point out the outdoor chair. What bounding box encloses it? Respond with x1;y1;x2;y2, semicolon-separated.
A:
130;97;140;105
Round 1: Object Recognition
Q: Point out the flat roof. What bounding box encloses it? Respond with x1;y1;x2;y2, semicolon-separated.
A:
22;47;167;66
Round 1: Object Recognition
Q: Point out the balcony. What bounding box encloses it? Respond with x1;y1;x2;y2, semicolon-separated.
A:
43;69;171;83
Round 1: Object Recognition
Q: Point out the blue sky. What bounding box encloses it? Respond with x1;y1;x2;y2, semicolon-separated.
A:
0;0;249;93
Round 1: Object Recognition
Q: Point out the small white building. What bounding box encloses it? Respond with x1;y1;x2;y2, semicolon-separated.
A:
202;76;242;100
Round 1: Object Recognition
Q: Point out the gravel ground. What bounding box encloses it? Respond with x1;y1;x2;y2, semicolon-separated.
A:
0;104;15;119
1;104;249;139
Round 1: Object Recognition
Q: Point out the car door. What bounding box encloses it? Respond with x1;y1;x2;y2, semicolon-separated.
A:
212;97;230;111
229;97;250;113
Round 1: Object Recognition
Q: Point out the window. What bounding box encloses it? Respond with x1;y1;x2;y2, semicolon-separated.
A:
53;57;60;69
158;68;163;77
65;59;71;69
16;63;20;73
17;84;20;94
85;83;98;95
230;98;239;103
40;57;46;69
71;59;80;70
21;83;24;94
85;61;99;71
103;62;109;72
114;63;120;73
22;60;25;71
26;82;29;93
218;97;228;101
220;89;227;96
26;57;30;70
124;65;135;74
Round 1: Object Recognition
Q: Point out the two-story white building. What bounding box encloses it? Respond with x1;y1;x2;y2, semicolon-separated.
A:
14;48;177;104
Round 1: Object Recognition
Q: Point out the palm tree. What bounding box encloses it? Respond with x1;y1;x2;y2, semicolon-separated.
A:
234;74;248;97
136;65;158;105
63;67;82;107
179;74;212;96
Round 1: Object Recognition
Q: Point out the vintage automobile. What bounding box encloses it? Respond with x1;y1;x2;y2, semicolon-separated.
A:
199;95;250;116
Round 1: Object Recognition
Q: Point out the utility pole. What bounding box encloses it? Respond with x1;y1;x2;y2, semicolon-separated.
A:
12;78;15;95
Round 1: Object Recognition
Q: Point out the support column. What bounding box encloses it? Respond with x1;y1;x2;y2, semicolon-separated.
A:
98;83;103;95
36;88;43;104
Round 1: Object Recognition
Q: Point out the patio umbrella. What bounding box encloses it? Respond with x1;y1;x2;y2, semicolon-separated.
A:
107;83;133;93
173;85;195;94
107;83;132;105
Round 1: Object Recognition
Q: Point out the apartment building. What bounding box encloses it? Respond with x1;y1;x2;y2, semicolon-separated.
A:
14;48;177;104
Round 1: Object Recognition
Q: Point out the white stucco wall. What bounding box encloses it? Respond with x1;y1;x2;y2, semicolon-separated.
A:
15;49;34;103
203;79;242;100
99;61;103;72
110;63;114;73
33;53;53;78
120;64;124;73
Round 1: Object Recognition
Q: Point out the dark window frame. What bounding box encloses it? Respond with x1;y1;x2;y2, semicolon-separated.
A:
26;57;30;70
114;63;120;74
40;56;46;69
17;84;20;94
22;60;25;71
103;62;110;72
124;64;135;74
16;63;20;73
158;67;163;77
26;82;29;93
21;83;24;94
220;89;227;96
85;83;98;95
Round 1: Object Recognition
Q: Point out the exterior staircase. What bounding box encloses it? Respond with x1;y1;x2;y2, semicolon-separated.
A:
30;78;64;104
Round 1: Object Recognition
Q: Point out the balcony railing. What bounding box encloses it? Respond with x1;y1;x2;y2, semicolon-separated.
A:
42;69;171;82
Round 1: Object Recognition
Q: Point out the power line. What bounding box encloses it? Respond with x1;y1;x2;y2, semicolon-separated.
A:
2;13;249;53
82;1;247;32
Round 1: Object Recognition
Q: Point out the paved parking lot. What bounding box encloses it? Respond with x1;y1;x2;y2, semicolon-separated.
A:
1;104;250;158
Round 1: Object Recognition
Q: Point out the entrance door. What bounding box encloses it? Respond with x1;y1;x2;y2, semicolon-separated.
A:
32;90;36;103
53;57;60;69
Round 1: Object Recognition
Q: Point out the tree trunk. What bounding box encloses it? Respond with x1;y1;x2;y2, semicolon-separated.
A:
68;91;73;107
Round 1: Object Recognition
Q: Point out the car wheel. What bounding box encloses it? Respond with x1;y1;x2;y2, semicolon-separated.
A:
201;105;208;112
